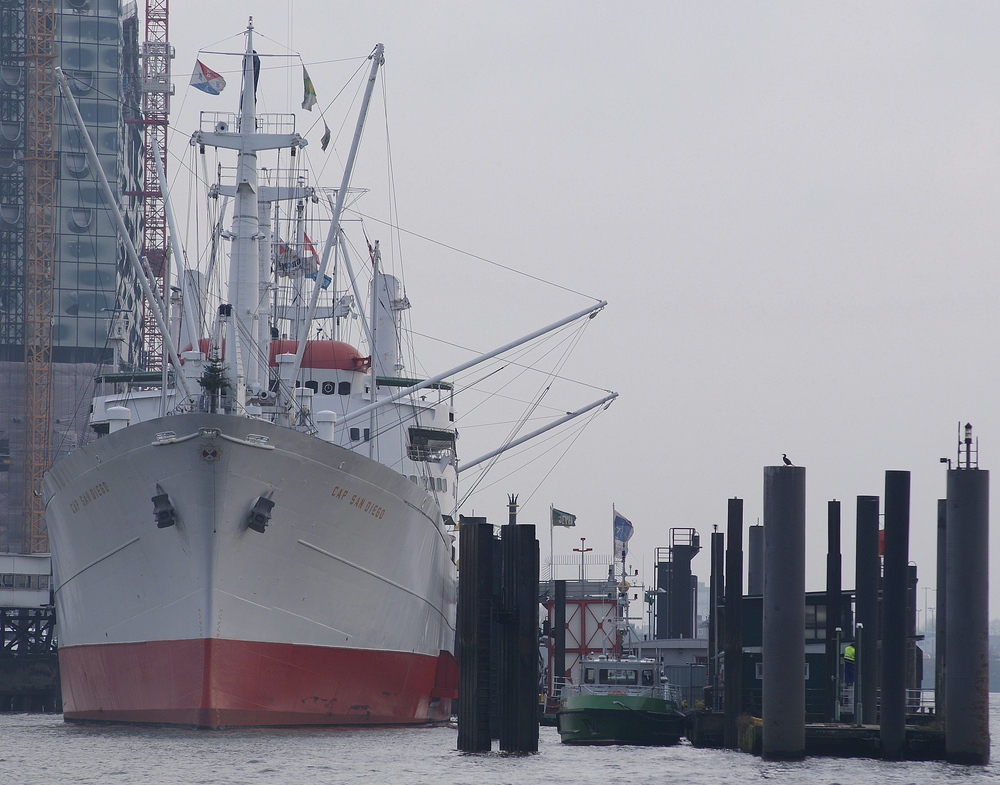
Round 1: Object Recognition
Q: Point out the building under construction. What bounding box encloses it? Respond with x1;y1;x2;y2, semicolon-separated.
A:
0;0;160;553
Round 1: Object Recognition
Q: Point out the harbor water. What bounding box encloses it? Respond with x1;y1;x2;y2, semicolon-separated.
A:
1;696;998;784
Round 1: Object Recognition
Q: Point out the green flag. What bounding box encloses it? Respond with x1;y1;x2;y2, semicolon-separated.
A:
302;66;317;111
552;508;576;528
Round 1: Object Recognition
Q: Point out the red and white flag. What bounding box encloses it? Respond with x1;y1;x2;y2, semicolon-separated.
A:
191;60;226;95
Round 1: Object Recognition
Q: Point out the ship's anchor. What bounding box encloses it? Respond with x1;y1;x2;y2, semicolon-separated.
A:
246;492;275;533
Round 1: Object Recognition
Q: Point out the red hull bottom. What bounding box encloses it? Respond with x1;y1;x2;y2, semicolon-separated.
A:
59;639;455;728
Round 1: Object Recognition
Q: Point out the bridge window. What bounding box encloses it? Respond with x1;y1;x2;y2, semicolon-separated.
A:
599;668;638;686
407;427;456;461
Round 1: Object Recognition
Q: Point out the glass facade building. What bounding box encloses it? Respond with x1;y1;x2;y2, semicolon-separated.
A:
54;0;143;364
0;0;145;551
0;0;143;364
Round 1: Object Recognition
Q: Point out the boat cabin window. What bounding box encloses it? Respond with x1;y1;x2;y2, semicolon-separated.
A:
304;380;318;393
319;380;352;396
599;668;638;686
641;669;655;686
583;667;596;684
407;426;456;461
350;427;370;442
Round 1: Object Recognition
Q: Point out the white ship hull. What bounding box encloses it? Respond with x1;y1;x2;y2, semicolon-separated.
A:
43;413;457;727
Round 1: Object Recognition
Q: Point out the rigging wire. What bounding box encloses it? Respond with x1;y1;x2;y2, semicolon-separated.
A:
356;211;602;303
458;404;605;508
457;317;587;470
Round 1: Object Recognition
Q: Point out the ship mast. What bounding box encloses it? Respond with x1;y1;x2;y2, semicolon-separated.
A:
191;18;307;400
286;44;384;393
229;20;263;391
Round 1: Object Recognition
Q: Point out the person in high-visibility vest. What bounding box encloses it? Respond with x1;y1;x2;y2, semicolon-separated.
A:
843;643;856;685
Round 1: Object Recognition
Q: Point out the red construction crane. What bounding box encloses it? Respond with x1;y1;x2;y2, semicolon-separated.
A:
139;0;172;370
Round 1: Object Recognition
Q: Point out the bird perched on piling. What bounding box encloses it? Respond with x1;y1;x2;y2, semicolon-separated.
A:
782;454;793;466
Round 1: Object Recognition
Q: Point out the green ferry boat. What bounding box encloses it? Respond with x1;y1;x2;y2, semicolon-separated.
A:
556;656;686;745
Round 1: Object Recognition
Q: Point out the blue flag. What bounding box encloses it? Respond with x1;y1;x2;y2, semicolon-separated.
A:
305;271;332;290
613;511;633;557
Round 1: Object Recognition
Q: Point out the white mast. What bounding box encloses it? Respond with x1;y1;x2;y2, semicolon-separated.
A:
191;18;307;398
227;21;261;389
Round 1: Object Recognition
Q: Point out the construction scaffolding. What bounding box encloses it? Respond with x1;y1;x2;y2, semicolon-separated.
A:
22;0;57;554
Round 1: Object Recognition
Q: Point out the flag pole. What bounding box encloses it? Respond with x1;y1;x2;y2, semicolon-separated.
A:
549;504;554;583
612;503;616;560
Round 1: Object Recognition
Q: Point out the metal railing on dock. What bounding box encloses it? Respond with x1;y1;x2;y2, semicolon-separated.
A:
836;686;937;717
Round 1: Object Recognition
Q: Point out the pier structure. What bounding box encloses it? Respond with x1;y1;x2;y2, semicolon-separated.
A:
761;464;806;760
880;470;911;760
944;449;990;764
823;500;842;722
456;515;539;753
723;497;743;749
854;494;880;725
707;528;723;709
934;498;947;724
746;524;763;595
641;437;990;765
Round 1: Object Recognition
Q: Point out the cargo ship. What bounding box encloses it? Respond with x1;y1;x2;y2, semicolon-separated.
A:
43;20;615;728
41;25;468;728
43;21;608;729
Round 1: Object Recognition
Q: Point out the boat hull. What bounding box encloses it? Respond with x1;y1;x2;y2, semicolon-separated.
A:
43;413;457;727
557;695;685;746
59;638;448;727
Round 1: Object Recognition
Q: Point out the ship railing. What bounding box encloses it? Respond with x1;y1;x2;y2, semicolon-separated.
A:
550;675;569;700
576;684;678;702
662;682;682;703
406;445;452;462
199;111;297;135
545;676;570;713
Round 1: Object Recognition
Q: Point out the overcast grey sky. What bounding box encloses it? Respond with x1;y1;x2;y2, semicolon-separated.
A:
167;2;1000;619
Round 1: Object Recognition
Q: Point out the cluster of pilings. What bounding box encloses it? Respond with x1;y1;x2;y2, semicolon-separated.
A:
456;515;540;753
738;462;990;764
